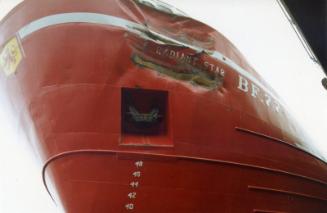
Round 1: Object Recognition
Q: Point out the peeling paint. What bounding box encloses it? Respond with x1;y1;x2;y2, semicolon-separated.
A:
133;0;188;18
132;54;223;89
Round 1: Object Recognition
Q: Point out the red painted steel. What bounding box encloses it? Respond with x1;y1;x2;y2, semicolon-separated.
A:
0;0;327;212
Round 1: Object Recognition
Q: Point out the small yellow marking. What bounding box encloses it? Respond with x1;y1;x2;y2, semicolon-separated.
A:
0;37;23;76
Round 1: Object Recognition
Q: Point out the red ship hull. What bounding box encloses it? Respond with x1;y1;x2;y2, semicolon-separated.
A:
1;0;326;212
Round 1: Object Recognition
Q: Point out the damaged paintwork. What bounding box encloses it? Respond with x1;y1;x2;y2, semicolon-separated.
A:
0;36;23;76
132;54;224;89
133;0;188;17
129;25;225;89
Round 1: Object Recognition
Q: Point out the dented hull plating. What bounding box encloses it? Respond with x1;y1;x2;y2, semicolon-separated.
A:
0;0;327;212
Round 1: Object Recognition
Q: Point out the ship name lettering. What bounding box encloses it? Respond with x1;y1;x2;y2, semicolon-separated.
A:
237;75;280;112
155;47;225;77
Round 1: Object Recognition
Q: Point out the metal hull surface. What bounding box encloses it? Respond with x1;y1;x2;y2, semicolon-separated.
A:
0;0;326;212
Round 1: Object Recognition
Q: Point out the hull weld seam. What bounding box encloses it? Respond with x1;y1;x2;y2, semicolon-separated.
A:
42;149;327;201
235;126;327;166
248;185;327;202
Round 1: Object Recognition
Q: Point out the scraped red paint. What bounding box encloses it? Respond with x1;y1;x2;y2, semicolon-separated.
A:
0;0;326;212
